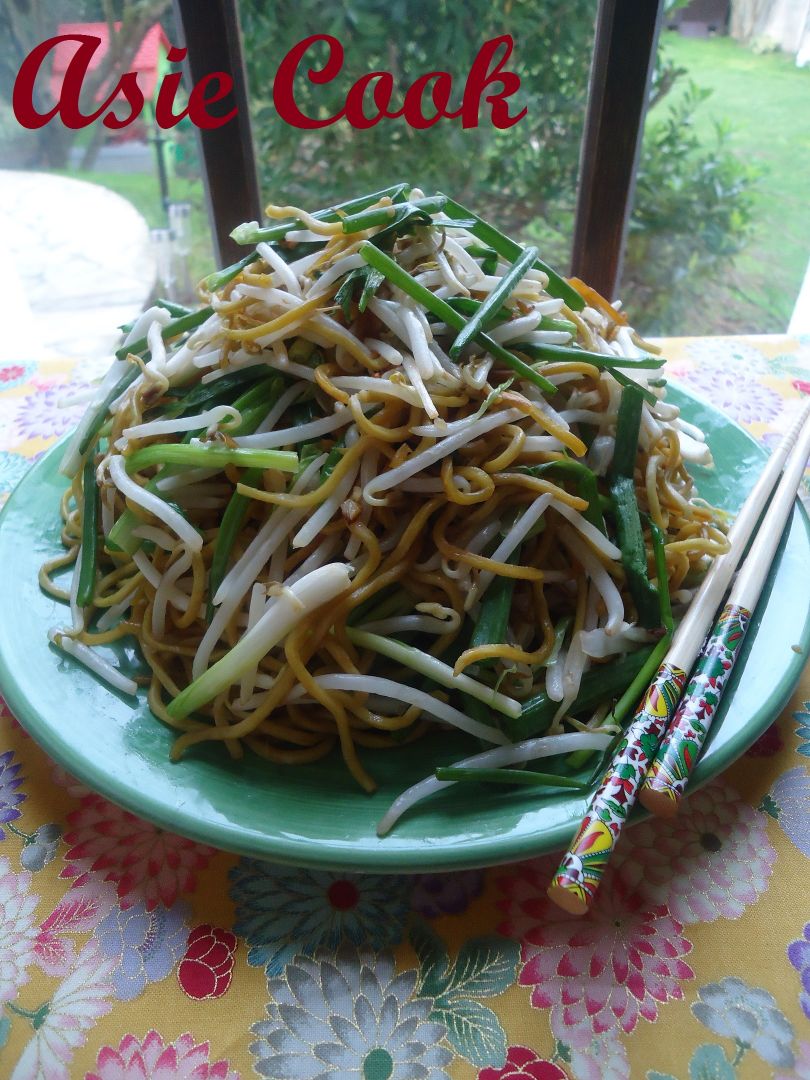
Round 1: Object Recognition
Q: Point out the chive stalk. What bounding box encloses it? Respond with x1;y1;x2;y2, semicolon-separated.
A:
335;266;385;317
607;634;672;731
77;453;99;608
70;307;217;465
611;368;658;405
161;365;278;420
444;296;512;325
567;630;674;773
511;341;664;370
506;645;655;741
125;443;298;475
202;251;261;293
229;184;411;247
444;297;577;337
650;519;674;633
168;564;352;721
358;243;557;395
109;376;287;556
76;366;139;459
434;766;588;789
540;616;572;669
609;384;660;628
519;460;604;532
449;245;538;360
115;307;213;363
118;298;192;334
439;195;585;311
320;438;346;481
155;298;193;318
206;467;261;622
340;196;447;234
467;546;520;667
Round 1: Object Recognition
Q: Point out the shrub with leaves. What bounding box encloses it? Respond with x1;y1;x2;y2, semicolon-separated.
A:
622;81;758;333
240;0;596;236
239;1;757;332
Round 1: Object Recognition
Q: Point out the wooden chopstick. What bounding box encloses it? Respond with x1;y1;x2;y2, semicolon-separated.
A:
640;408;810;814
546;399;810;915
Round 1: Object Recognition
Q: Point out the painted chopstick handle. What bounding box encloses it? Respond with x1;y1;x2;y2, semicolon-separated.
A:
640;603;752;817
547;661;687;915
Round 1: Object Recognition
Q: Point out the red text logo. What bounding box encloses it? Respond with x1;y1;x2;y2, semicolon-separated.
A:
13;36;235;131
13;33;526;133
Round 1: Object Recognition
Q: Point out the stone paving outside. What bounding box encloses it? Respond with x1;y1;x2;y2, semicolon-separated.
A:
0;169;156;371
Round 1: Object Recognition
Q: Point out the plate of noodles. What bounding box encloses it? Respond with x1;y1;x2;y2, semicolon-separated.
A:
0;185;808;872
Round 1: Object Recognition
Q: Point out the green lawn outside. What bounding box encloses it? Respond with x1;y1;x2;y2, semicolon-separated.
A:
652;32;810;334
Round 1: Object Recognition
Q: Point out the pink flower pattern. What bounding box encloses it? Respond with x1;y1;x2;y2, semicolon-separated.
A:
34;881;117;976
550;1015;630;1080
86;1031;239;1080
478;1046;568;1079
614;779;776;923
12;941;115;1080
0;856;39;1005
0;336;809;1078
62;794;215;910
698;376;782;424
675;345;784;424
497;859;694;1037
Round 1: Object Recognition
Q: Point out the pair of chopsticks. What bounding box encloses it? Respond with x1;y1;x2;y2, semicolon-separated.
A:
547;399;810;916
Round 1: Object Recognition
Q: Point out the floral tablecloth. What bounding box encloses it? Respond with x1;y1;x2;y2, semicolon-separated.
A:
0;336;808;1080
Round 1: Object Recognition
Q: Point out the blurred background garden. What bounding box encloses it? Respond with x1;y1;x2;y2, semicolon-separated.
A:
0;0;808;337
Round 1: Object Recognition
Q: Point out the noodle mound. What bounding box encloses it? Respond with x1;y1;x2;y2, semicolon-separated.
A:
44;187;728;799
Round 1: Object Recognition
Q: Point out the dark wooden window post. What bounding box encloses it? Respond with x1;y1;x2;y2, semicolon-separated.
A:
571;0;665;300
173;0;262;267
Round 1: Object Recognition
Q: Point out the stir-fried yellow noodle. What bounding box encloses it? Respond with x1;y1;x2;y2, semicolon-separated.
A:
46;186;728;806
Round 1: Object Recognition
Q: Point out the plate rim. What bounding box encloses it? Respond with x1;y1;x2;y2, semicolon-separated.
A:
0;383;808;872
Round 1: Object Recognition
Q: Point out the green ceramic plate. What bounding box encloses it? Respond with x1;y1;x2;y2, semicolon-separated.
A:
0;385;808;872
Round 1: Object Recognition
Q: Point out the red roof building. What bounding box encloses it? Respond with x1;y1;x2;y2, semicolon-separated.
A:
50;22;170;104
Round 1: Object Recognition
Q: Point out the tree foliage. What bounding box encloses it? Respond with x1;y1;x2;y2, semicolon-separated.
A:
240;0;596;236
0;0;171;168
622;81;757;331
240;1;757;331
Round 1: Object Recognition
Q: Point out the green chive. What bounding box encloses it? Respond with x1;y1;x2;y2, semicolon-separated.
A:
439;194;585;311
77;453;99;608
608;383;659;627
506;645;655;742
650;519;674;633
115;307;213;363
449;245;538;360
108;375;286;557
467;546;520;667
206;466;262;621
125;443;298;475
435;766;588;789
340;196;447;234
568;628;674;771
161;365;278;420
358;242;557;396
611;367;658;406
518;460;605;532
228;184;412;247
511;341;664;370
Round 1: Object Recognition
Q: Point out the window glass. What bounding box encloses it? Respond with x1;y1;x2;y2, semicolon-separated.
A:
619;19;810;336
239;0;597;271
0;4;212;367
